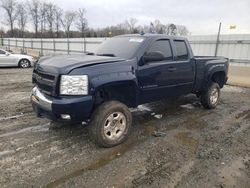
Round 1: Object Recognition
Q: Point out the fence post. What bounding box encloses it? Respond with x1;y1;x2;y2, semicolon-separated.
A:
67;38;70;54
215;22;221;57
41;38;43;56
8;38;10;51
31;39;33;49
0;37;3;46
53;39;56;52
16;38;17;47
84;37;86;53
22;38;25;54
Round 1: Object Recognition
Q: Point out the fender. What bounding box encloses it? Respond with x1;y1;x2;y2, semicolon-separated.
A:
202;59;228;87
69;59;139;105
198;59;228;89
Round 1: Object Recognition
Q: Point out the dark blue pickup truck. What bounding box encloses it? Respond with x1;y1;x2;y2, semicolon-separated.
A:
31;34;228;147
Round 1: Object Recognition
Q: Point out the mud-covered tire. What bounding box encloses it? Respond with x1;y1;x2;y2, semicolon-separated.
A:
19;59;30;68
89;101;132;148
201;82;221;109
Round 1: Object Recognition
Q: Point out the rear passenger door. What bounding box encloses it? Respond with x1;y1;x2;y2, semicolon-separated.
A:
169;40;195;94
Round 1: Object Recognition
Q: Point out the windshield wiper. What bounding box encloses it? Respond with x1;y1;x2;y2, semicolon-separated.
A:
96;53;116;57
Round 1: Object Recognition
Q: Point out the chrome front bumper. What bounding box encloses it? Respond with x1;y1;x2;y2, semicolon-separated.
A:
31;86;52;111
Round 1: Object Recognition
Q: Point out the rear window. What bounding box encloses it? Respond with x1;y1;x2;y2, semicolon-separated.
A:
174;40;188;60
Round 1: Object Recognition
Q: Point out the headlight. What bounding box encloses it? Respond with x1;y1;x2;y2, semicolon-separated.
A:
60;75;88;95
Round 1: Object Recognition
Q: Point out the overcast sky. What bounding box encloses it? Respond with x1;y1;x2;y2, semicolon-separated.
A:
1;0;250;35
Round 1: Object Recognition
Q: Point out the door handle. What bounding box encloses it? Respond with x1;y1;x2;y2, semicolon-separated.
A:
167;67;177;72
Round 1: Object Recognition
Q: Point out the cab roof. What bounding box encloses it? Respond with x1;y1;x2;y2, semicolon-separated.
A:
115;33;187;40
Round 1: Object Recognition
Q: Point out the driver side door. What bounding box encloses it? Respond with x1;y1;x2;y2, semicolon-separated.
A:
137;39;176;103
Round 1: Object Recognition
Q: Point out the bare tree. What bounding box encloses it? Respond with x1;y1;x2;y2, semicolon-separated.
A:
166;23;177;35
54;6;63;38
153;19;166;34
125;18;138;33
45;3;56;37
60;11;76;38
39;1;47;35
0;0;18;37
17;3;28;37
76;8;88;37
28;0;40;37
176;25;189;36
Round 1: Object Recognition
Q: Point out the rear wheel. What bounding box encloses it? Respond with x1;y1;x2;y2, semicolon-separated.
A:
200;82;220;109
19;59;30;68
89;101;132;147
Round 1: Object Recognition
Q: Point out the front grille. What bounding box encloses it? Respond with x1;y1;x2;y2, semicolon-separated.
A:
32;69;57;96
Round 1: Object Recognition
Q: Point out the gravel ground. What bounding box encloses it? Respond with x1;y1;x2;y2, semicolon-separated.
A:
0;68;249;188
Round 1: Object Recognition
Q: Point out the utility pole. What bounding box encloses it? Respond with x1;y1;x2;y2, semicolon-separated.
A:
215;22;221;57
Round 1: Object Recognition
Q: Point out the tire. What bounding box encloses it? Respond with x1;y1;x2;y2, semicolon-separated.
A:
200;82;221;109
89;101;132;148
19;59;30;68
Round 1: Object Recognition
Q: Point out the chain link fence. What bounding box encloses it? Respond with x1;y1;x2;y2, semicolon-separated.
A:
0;38;105;56
1;35;250;64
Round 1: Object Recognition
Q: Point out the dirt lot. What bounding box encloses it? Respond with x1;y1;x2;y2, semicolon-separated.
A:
0;68;250;188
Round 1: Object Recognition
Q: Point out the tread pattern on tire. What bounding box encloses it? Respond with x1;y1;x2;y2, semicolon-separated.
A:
89;100;132;148
201;82;220;109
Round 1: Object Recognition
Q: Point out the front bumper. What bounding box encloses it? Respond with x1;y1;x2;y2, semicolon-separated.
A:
31;87;94;122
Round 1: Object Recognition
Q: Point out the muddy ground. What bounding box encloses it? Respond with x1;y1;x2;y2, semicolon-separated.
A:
0;68;250;188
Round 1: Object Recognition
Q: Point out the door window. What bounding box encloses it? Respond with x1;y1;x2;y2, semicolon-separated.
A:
174;40;189;60
146;40;173;61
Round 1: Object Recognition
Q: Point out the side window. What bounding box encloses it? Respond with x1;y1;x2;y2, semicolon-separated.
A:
0;50;6;54
174;40;189;60
146;40;173;61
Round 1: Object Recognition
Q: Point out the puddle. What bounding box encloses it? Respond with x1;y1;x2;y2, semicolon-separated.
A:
0;123;50;138
175;132;199;153
144;124;157;135
236;109;250;120
184;117;207;130
162;123;179;132
46;139;143;188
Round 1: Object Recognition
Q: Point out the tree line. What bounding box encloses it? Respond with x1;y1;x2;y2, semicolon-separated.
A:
0;0;189;38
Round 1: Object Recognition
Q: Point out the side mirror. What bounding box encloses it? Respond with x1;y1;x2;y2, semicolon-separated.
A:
5;52;10;56
143;51;165;63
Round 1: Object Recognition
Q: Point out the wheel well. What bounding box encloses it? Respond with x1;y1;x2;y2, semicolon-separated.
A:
18;58;30;66
94;81;137;108
211;71;226;88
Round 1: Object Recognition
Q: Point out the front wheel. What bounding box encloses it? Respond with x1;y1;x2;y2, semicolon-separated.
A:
89;101;132;147
19;59;30;68
200;82;221;109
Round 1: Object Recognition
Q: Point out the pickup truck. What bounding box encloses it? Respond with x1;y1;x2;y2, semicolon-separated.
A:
31;34;229;147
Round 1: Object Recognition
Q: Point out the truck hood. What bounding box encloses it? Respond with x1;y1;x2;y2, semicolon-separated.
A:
36;54;126;74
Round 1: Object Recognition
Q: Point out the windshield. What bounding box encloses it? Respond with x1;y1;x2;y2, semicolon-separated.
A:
0;49;7;54
94;37;145;59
